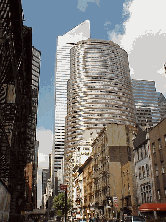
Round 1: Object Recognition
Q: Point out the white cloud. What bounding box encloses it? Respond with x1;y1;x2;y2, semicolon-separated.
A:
77;0;100;12
38;153;48;163
122;0;133;18
37;127;53;168
104;21;111;27
157;66;166;76
109;0;166;95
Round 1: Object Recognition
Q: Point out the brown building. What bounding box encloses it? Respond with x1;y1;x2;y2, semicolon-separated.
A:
137;118;166;220
77;157;94;220
122;161;138;215
0;1;40;219
149;117;166;203
92;123;137;220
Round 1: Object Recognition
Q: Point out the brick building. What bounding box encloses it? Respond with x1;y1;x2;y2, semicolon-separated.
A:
91;123;137;220
149;117;166;203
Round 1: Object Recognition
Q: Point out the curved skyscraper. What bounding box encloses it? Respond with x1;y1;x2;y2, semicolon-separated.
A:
65;39;136;200
54;21;90;190
65;39;136;164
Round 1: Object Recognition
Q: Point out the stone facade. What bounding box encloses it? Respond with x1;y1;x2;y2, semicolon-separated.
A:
149;117;166;203
133;126;154;207
91;123;137;220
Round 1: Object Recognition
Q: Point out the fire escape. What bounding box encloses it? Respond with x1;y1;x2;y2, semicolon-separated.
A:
0;0;40;218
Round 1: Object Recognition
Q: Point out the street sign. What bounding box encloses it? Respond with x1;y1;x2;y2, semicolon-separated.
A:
113;197;118;203
60;184;67;191
107;196;113;207
115;203;118;208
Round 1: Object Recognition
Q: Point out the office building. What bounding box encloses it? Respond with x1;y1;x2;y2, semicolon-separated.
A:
42;169;49;208
133;126;154;207
92;124;138;220
131;79;160;126
138;117;166;220
53;20;90;191
65;39;136;163
149;117;166;203
72;124;137;220
157;92;166;121
65;39;136;201
0;0;41;218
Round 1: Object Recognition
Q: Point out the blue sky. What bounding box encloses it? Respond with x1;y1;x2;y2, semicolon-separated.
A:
21;0;166;207
22;0;130;130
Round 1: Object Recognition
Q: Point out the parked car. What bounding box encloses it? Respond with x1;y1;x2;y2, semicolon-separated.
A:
124;216;146;222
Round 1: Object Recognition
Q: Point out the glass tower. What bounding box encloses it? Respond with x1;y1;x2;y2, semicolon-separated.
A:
54;21;90;188
131;79;160;126
157;92;166;121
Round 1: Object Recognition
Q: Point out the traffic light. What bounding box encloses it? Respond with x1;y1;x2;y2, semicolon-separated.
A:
107;196;113;207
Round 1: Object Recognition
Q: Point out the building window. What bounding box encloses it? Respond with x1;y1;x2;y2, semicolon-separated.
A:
146;164;150;177
141;193;143;204
139;167;141;179
164;188;166;198
142;166;145;178
128;183;130;194
157;190;161;201
127;170;129;179
140;183;152;204
143;192;146;203
148;185;152;203
141;147;143;159
141;186;145;203
137;150;139;160
145;144;148;156
152;143;155;153
155;164;158;176
158;138;162;149
161;161;165;174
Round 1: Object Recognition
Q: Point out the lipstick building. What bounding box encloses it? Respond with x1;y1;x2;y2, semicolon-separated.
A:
65;39;136;199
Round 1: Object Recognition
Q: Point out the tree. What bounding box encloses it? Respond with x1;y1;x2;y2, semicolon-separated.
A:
53;192;72;216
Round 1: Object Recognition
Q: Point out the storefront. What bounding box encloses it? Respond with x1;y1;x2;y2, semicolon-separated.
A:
139;203;166;219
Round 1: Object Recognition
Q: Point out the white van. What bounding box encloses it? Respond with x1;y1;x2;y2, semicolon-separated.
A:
124;216;146;222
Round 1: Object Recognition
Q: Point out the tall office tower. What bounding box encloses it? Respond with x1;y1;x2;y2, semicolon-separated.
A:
157;92;166;120
131;79;160;126
42;169;49;208
65;39;136;196
54;21;90;191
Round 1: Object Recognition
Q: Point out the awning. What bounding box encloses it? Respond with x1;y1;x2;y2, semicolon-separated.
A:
139;203;166;211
